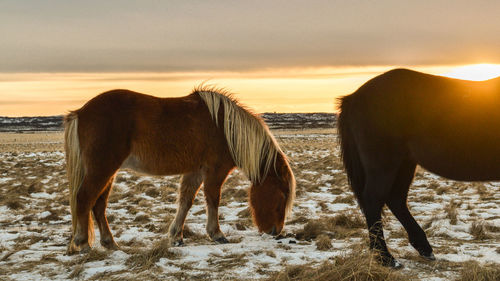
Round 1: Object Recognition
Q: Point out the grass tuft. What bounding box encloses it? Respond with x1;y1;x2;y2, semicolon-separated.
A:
269;244;409;281
295;213;365;241
5;198;24;210
445;200;459;225
455;261;500;281
470;221;492;240
316;234;332;251
126;238;178;270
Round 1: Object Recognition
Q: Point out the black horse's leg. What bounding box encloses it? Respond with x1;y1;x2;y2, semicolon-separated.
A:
386;159;434;260
363;170;402;268
355;132;408;268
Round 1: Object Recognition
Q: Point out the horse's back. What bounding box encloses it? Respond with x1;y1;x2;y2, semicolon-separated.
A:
345;69;500;136
73;90;229;175
342;69;500;180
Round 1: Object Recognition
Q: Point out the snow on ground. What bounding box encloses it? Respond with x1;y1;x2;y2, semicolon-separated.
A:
0;130;499;280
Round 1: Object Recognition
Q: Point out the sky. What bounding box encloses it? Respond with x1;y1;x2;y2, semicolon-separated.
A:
1;0;500;116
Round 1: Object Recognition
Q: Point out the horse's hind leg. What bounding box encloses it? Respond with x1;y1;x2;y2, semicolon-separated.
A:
363;170;401;268
168;171;203;246
202;167;232;244
357;138;407;268
386;160;434;260
92;175;119;250
70;173;114;253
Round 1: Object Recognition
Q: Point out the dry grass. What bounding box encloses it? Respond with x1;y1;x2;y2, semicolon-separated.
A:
1;130;499;280
295;212;365;241
445;200;459;225
435;185;449;195
0;132;63;152
455;261;500;281
470;220;492;240
125;238;178;270
66;249;111;279
133;214;151;223
332;195;354;204
207;252;248;269
315;235;332;251
270;245;409;281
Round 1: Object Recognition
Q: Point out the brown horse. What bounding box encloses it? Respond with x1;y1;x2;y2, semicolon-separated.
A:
64;87;295;254
338;68;500;268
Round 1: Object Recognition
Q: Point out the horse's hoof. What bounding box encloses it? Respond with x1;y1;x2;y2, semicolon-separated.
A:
421;252;436;261
80;244;91;254
66;245;78;256
215;237;229;244
66;241;90;255
172;240;184;247
381;257;403;269
391;260;404;269
101;240;119;251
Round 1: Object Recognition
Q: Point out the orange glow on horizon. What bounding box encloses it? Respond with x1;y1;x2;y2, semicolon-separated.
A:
1;64;499;116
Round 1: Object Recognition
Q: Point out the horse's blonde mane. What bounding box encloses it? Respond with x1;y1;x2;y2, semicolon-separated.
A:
195;86;282;184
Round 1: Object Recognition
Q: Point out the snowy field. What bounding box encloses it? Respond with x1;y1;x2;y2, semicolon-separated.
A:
0;130;498;280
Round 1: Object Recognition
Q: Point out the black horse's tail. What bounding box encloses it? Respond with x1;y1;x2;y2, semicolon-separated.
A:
338;95;365;212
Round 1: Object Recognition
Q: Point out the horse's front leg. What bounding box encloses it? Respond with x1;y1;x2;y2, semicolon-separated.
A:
168;171;203;246
202;167;232;244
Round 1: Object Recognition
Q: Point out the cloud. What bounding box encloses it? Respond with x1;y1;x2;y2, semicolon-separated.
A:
1;0;499;72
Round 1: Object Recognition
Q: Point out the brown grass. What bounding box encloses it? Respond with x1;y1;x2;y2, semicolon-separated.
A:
455;261;500;281
445;200;459;225
207;252;248;269
269;245;409;281
125;238;178;270
66;248;110;279
470;221;492;240
182;224;208;242
435;185;449;195
316;235;332;251
295;213;365;241
68;264;85;279
1;130;499;280
133;214;151;223
485;223;500;233
5;198;24;210
332;195;354;204
0;132;63;152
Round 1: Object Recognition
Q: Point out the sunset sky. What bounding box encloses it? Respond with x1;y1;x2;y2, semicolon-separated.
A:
1;1;500;116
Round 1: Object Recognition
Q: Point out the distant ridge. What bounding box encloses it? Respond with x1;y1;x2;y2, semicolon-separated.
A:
0;113;336;132
0;116;64;132
262;113;336;130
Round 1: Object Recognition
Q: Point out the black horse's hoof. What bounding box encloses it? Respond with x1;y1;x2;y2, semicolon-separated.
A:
421;252;436;261
215;237;229;244
172;240;184;247
389;259;404;269
381;257;404;269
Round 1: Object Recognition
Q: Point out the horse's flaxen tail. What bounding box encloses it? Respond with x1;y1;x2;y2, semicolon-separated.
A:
338;95;366;212
64;112;94;247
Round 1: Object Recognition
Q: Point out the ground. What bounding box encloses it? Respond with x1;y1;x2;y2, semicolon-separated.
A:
0;130;498;280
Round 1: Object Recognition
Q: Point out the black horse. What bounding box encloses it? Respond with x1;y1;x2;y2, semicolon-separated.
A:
338;68;500;268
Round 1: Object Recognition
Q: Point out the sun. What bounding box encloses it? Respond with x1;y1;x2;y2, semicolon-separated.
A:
442;64;500;81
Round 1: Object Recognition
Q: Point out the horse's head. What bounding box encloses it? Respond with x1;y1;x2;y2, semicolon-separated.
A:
249;154;295;235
